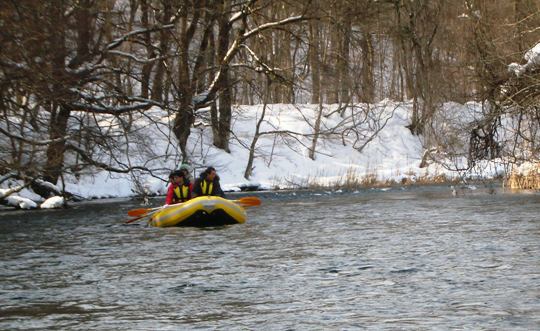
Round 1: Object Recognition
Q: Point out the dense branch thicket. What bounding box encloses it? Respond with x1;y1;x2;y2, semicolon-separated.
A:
1;0;539;197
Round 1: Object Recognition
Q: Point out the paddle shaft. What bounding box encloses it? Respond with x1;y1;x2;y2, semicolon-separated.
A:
127;206;162;217
124;214;148;224
124;209;160;224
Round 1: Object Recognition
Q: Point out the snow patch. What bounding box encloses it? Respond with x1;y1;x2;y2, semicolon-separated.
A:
514;161;540;176
41;196;65;209
508;42;540;77
6;195;38;209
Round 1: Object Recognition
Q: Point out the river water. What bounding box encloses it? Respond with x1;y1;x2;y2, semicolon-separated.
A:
1;186;539;330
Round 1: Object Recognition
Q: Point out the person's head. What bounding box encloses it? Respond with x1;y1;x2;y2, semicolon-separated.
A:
169;170;185;185
201;166;217;181
179;167;190;179
179;164;191;178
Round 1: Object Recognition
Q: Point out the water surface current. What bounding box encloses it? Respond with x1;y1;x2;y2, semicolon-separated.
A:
1;186;539;330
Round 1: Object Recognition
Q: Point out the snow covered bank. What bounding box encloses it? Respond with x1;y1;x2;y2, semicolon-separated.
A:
0;100;514;205
64;100;504;197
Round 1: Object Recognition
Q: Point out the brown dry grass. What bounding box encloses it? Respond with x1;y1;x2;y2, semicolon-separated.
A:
284;167;462;190
506;163;540;190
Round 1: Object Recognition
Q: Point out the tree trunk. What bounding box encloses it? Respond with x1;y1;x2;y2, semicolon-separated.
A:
192;3;215;94
339;12;351;104
216;79;232;152
43;1;70;185
151;0;172;102
74;0;91;65
173;13;193;158
309;19;321;104
244;78;271;179
140;0;153;99
208;25;220;142
309;97;324;160
360;30;375;103
212;0;232;152
394;2;415;101
270;27;280;102
289;37;299;103
390;38;404;100
173;97;193;160
44;106;71;185
327;18;340;104
396;0;428;135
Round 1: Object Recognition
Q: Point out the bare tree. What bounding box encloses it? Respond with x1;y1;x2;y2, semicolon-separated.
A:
0;1;169;196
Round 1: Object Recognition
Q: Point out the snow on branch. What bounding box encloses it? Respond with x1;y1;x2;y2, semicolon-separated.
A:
0;126;69;146
0;185;26;199
69;89;162;107
69;101;155;114
229;0;258;25
33;179;62;195
106;51;168;64
64;142;159;175
243;15;305;39
240;44;288;82
508;42;540;77
105;24;175;51
206;14;306;100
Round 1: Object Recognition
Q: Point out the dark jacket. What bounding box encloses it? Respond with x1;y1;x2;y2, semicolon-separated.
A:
192;176;225;197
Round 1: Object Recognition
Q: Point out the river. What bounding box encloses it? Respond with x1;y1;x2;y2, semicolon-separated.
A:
1;186;539;330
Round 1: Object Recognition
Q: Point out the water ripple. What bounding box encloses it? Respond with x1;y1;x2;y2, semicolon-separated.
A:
0;188;539;330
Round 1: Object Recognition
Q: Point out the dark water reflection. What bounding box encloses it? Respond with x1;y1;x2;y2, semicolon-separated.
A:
1;186;539;330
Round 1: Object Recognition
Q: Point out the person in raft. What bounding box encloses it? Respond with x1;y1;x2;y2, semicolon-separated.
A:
165;170;192;205
192;166;225;198
177;164;194;192
178;163;193;183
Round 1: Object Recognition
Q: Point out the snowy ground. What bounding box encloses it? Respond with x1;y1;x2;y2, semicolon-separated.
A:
3;100;512;207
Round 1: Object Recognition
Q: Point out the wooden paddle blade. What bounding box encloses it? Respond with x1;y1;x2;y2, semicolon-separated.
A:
237;197;261;206
125;208;161;224
128;204;177;216
124;214;148;224
127;208;152;217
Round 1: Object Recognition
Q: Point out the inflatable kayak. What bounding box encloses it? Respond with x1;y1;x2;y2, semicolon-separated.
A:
148;196;247;227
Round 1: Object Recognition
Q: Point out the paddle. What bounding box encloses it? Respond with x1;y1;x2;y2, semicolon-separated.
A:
124;212;155;224
127;206;162;217
233;196;261;207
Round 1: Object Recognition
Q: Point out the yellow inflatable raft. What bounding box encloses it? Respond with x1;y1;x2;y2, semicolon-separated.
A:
148;196;247;227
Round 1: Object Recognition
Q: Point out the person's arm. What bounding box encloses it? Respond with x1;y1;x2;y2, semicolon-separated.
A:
187;184;193;200
214;180;225;198
165;185;174;205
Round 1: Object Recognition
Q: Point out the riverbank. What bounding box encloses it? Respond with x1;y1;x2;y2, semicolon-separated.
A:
2;100;537;209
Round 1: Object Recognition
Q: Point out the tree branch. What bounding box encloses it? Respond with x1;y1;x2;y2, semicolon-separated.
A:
105;24;175;51
68;101;155;114
0;126;69;146
64;142;156;174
